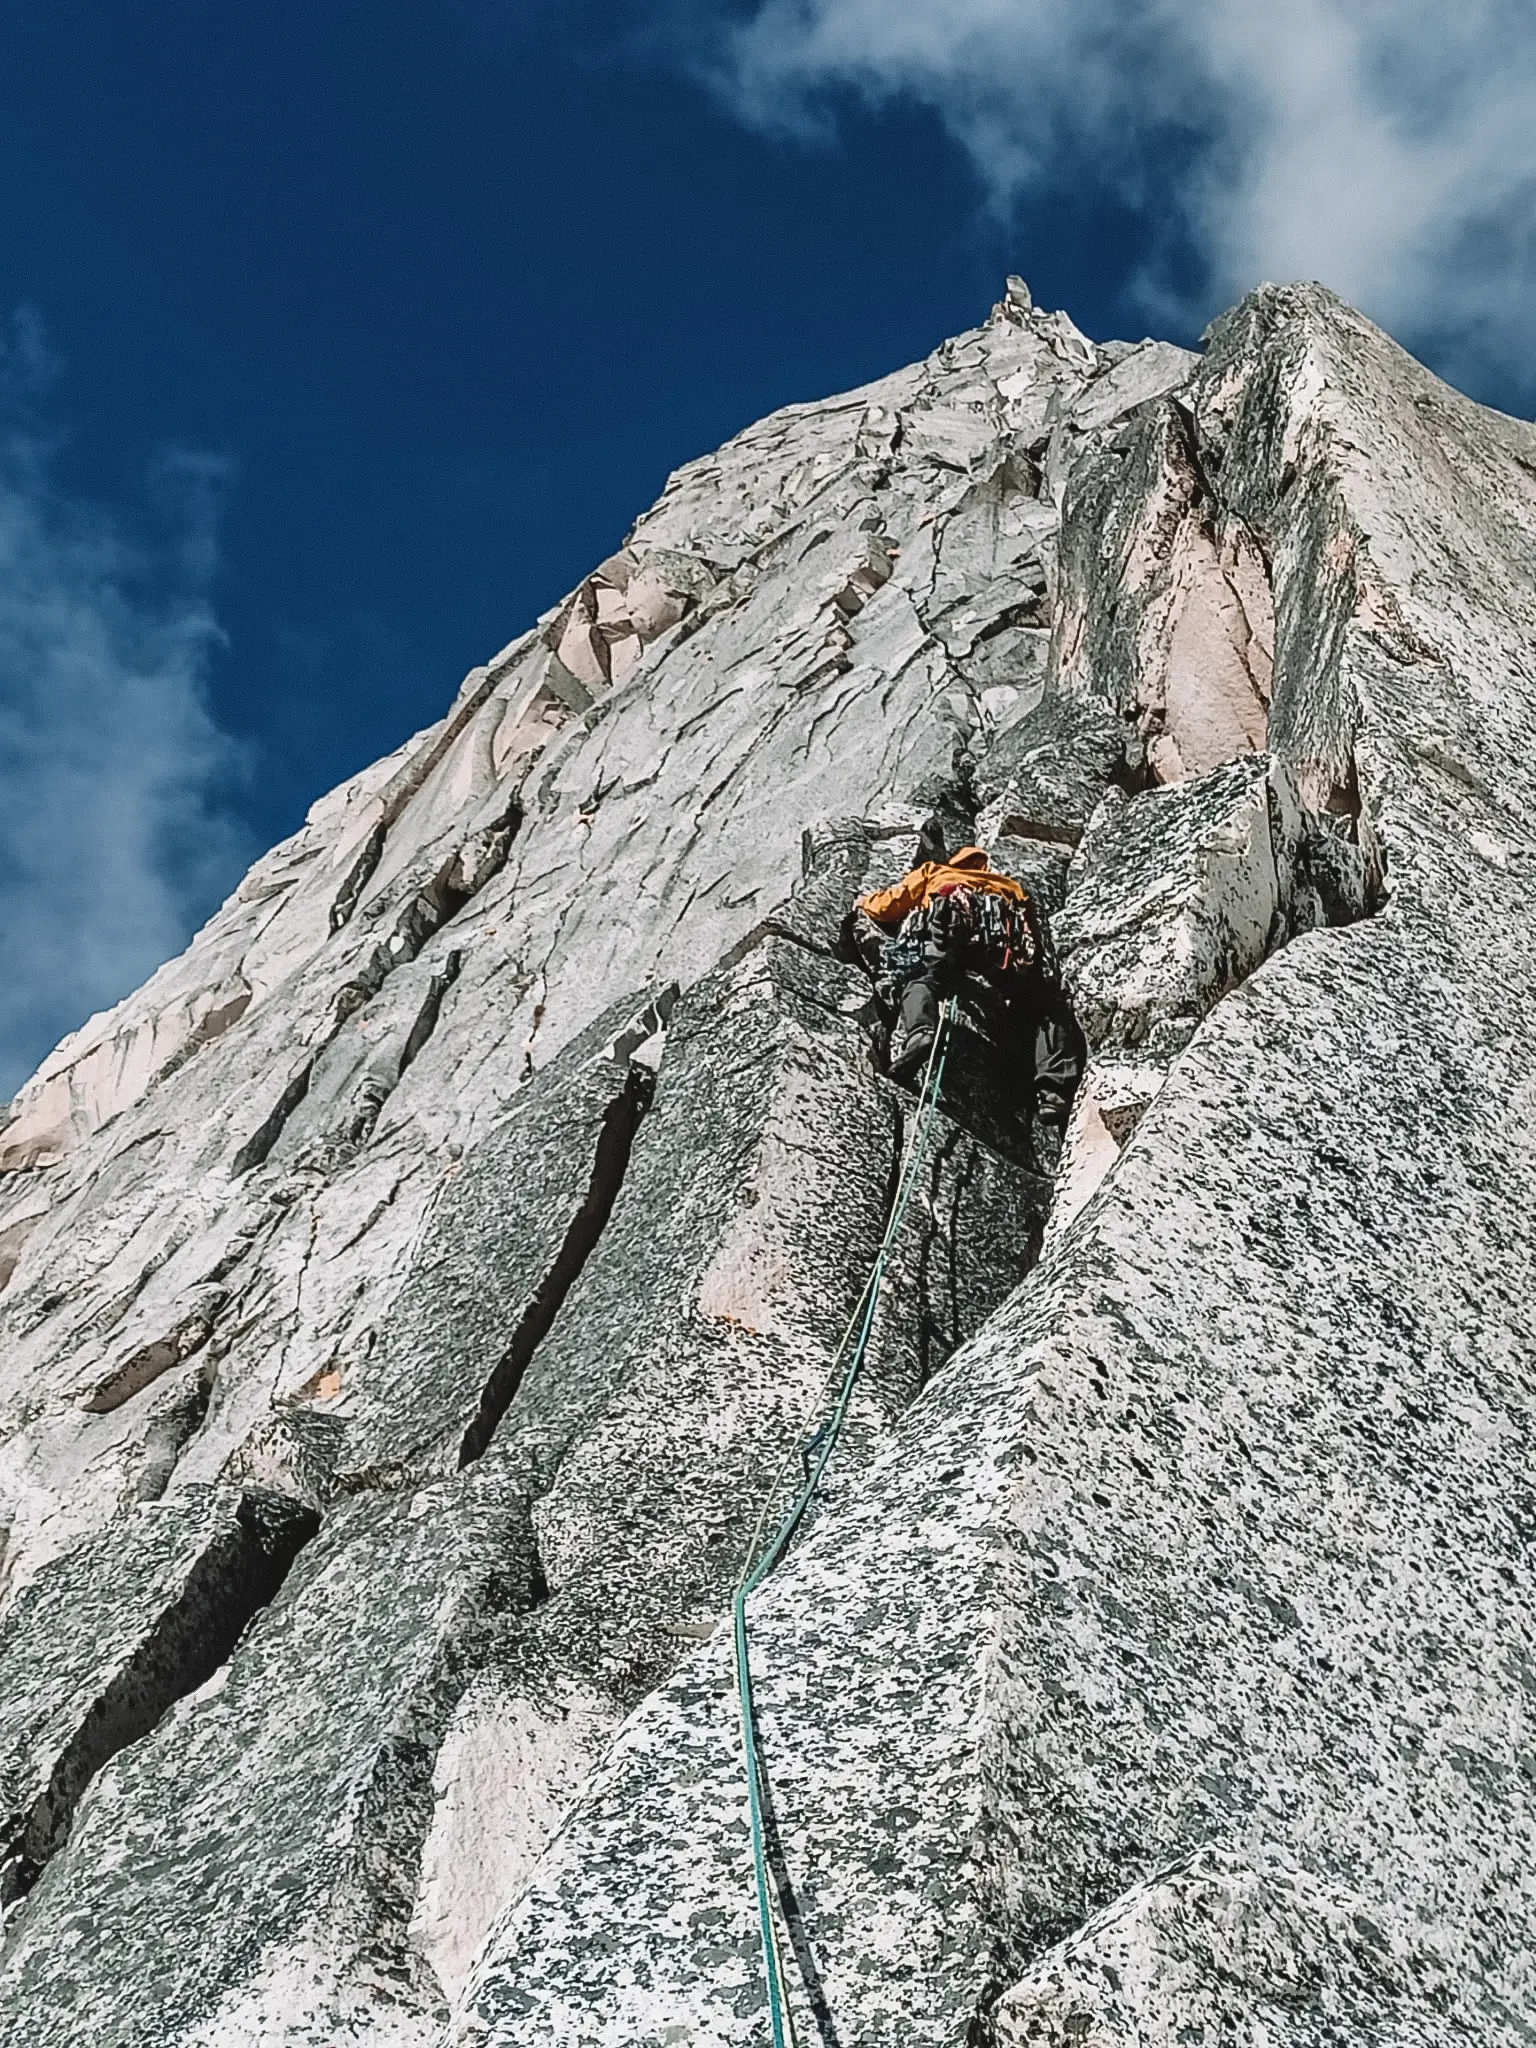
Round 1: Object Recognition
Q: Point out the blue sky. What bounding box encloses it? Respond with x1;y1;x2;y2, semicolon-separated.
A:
1;0;1532;1093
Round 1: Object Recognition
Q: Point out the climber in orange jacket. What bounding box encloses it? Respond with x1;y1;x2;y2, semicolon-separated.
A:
852;835;1082;1131
857;843;1027;929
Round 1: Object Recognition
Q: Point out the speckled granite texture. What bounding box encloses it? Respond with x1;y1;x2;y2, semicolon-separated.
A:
0;278;1531;2046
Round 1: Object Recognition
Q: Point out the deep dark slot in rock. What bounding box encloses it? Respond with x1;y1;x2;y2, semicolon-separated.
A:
0;1491;319;1908
344;952;467;1147
398;950;463;1078
394;799;523;966
458;1067;653;1468
912;1127;964;1393
328;820;388;935
392;874;472;960
230;1062;315;1176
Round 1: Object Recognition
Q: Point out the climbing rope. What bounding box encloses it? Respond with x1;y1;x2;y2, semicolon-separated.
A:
730;999;956;2048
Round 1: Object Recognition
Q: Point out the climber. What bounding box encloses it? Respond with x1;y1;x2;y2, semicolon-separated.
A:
850;837;1083;1130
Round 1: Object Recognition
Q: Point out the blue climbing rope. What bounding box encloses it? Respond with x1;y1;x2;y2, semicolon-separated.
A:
730;1000;956;2048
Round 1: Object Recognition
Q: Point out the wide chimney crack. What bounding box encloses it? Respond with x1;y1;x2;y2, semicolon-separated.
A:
0;1490;319;1911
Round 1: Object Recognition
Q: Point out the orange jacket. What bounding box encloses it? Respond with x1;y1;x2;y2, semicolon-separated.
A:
857;846;1026;929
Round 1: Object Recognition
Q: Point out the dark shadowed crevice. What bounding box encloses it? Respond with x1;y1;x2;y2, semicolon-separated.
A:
1288;757;1388;922
965;1966;1012;2048
393;798;524;962
343;951;466;1148
79;1292;226;1416
914;1128;966;1393
757;1757;843;2048
337;803;522;1026
869;1088;909;1401
231;1061;315;1176
879;1059;1052;1410
924;1024;1040;1175
525;1528;552;1608
458;1066;654;1468
712;914;847;982
0;1491;319;1908
877;1087;907;1242
989;816;1084;849
330;821;388;934
396;857;474;950
132;1371;216;1504
398;951;463;1079
332;949;393;1030
327;688;520;942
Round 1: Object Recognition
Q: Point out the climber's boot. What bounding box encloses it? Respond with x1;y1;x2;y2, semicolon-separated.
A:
1031;1089;1072;1175
1030;1118;1064;1177
887;1021;935;1082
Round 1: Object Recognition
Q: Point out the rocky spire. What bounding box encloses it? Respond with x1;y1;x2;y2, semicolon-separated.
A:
0;280;1532;2045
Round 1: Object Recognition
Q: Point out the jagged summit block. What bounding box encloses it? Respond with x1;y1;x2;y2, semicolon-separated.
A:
0;279;1532;2048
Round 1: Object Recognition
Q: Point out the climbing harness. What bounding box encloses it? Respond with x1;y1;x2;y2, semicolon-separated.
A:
729;999;956;2048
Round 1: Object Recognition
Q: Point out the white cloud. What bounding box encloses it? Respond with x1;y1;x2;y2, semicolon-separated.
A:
701;0;1536;396
0;312;252;1098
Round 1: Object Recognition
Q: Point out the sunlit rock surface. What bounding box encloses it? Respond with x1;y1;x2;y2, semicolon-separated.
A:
0;276;1532;2047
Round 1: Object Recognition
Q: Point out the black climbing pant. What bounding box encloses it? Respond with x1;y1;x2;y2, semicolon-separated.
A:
1031;983;1086;1123
888;967;1084;1121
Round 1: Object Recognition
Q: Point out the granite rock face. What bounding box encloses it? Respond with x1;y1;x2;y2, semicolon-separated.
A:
0;278;1532;2046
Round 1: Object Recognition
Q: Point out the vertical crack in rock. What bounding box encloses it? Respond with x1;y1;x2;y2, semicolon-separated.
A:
130;1368;216;1504
328;821;387;934
323;989;675;1490
1035;350;1395;1234
1050;394;1275;787
343;950;465;1148
914;1127;965;1392
0;1471;544;2042
0;1490;319;1908
386;802;520;967
332;798;523;1030
1047;751;1388;1236
230;1060;315;1176
327;651;524;938
457;1064;655;1468
397;950;463;1080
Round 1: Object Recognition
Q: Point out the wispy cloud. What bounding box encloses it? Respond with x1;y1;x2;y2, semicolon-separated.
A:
0;312;251;1098
694;0;1536;399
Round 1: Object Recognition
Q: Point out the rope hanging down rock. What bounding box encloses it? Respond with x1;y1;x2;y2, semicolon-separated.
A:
730;1000;956;2048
